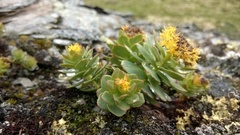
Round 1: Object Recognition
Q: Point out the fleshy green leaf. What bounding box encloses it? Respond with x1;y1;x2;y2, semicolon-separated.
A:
107;43;114;50
69;71;85;81
101;75;112;92
108;104;126;117
148;75;171;101
149;45;162;63
101;91;114;106
142;63;160;82
61;63;76;69
82;47;92;58
157;71;187;92
121;60;147;80
97;88;105;97
118;35;131;47
144;94;159;106
157;70;171;86
153;31;166;57
112;68;125;80
75;59;88;70
167;77;187;92
125;94;139;105
128;74;138;80
82;67;98;77
130;93;145;107
124;45;144;63
106;80;117;94
129;35;143;45
86;55;99;68
137;44;155;64
113;94;130;111
159;67;184;81
131;79;144;92
128;83;137;95
142;83;155;99
112;45;130;59
110;56;121;66
97;94;109;111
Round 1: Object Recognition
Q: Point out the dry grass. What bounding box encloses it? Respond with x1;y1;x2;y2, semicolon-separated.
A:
85;0;240;39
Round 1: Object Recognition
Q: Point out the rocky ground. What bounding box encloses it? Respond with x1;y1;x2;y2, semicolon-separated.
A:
0;0;240;134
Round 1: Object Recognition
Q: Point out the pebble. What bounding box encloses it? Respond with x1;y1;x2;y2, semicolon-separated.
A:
13;77;34;88
53;39;72;46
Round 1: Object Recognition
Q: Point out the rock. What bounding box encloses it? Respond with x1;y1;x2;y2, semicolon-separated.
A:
1;0;127;44
53;39;72;46
0;0;37;16
13;77;34;88
0;107;5;122
206;72;239;98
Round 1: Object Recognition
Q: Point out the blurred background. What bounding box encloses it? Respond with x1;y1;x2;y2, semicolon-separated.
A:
85;0;240;40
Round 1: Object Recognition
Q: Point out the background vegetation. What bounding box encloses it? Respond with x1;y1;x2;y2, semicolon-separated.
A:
85;0;240;39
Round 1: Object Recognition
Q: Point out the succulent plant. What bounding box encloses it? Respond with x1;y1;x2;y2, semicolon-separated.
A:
11;48;38;71
61;43;106;91
0;57;10;75
97;68;145;117
107;26;209;104
60;26;209;117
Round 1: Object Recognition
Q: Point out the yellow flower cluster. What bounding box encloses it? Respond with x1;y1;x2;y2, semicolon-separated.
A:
67;43;83;54
160;26;200;67
115;75;130;93
160;26;179;55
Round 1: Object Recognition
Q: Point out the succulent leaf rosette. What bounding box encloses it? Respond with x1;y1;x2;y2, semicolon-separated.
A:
11;48;38;71
61;43;106;91
97;68;145;117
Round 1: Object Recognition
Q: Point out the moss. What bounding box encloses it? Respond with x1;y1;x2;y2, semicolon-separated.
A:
14;92;25;99
18;35;52;50
49;93;104;134
6;98;17;105
33;39;52;49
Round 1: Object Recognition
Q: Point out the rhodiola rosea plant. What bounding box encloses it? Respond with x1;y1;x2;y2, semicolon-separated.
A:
61;25;209;116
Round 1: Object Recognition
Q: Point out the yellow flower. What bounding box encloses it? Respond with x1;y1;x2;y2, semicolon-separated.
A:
160;25;179;55
115;75;130;93
67;43;83;54
160;26;200;67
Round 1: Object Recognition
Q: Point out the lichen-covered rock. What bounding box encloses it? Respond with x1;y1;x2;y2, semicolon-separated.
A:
1;0;127;45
